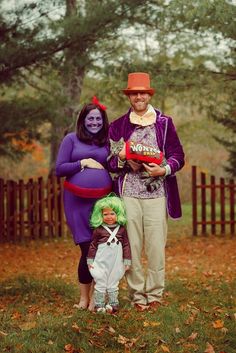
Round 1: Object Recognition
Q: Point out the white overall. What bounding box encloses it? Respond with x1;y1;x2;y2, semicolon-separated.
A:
90;225;125;294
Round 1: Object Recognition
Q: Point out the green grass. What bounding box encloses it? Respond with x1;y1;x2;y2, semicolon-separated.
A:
0;276;235;353
168;202;235;237
168;203;192;238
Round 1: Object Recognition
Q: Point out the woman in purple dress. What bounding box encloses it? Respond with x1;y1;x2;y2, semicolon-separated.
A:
56;98;112;310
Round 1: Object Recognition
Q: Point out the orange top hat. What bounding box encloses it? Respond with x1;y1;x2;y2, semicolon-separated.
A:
123;72;155;96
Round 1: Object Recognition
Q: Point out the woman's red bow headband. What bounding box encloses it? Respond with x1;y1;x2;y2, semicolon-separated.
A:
92;96;107;111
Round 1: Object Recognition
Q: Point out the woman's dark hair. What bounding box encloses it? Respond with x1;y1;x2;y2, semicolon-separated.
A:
76;103;109;146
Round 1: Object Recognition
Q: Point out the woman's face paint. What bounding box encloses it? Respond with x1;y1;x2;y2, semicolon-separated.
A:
84;109;103;134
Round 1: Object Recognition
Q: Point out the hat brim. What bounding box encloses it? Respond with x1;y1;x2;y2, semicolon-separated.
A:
123;88;155;96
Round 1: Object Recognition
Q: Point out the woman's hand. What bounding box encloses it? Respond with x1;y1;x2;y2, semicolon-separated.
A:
142;163;166;177
81;158;104;169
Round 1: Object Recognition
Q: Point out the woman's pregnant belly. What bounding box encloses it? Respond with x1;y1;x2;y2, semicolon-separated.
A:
64;168;112;198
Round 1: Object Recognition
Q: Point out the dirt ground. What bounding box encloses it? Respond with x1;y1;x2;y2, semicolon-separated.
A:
0;235;235;284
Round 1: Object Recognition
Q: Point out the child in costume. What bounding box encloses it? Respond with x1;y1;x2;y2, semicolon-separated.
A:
87;194;131;313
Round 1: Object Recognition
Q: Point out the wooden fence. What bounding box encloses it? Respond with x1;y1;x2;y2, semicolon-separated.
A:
0;175;67;242
192;166;236;236
1;167;235;242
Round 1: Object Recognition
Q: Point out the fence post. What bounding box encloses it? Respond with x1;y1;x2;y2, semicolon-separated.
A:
27;178;35;239
12;180;17;241
0;178;5;241
19;179;25;240
192;166;197;236
47;176;54;237
38;177;45;238
57;177;64;237
51;175;59;237
201;172;207;235
6;180;17;242
220;177;225;234
210;175;216;235
229;179;235;235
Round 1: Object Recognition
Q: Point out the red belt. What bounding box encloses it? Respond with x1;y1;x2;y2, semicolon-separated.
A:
64;180;112;199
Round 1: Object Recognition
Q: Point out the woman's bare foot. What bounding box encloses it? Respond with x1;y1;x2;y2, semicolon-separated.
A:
77;283;90;309
77;300;89;309
88;296;95;311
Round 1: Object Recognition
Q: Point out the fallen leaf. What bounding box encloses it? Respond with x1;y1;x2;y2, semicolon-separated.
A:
183;342;199;350
72;323;81;333
143;320;161;327
64;344;74;352
220;327;228;334
212;319;224;329
0;330;8;336
118;335;129;345
124;347;131;353
19;321;37;331
117;335;139;349
187;332;198;341
160;344;170;352
11;311;21;320
204;342;215;353
175;327;181;333
108;326;116;334
88;339;104;348
73;304;81;309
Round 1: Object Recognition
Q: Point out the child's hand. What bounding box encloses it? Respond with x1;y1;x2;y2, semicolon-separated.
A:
88;264;94;269
125;265;130;272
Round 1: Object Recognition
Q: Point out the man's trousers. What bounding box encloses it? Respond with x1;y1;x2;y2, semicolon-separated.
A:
123;196;167;305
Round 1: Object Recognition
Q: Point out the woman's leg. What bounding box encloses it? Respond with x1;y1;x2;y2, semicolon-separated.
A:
78;242;93;309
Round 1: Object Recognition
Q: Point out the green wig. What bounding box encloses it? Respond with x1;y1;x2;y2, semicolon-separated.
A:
90;194;127;228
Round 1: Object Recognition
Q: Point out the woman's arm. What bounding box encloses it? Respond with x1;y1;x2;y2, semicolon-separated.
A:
55;134;82;177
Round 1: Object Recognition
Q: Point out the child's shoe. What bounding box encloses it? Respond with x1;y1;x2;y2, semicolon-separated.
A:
105;304;119;314
96;307;106;313
105;304;113;313
111;305;119;313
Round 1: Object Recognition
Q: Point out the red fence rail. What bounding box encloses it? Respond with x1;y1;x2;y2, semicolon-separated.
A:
192;166;236;236
0;175;67;242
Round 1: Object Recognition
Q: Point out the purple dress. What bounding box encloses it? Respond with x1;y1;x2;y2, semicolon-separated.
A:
56;132;112;244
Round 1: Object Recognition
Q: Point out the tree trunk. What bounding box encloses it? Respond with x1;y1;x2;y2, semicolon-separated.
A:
49;0;85;173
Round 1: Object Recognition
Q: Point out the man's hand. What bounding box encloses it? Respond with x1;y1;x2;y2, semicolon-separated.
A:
127;160;142;172
142;163;166;177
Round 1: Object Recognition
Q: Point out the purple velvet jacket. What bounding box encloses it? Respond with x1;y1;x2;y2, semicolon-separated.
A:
108;108;185;219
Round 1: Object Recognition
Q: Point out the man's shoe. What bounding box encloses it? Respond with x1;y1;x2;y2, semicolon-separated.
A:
134;303;149;312
148;301;161;311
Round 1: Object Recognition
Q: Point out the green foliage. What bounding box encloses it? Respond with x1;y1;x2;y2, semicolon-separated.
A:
0;0;235;174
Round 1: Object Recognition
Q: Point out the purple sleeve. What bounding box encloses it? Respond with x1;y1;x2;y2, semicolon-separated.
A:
55;134;82;177
165;118;185;175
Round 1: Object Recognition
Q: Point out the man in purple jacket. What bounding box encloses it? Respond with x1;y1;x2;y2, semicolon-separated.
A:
108;72;185;311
